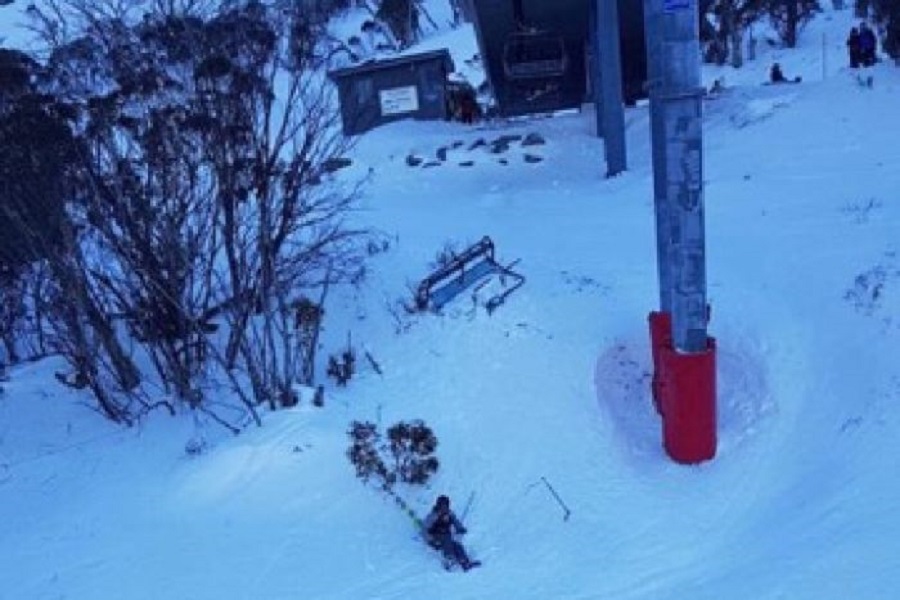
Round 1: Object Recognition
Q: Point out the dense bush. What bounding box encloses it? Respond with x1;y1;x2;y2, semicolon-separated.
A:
347;419;439;488
1;1;369;426
385;420;439;485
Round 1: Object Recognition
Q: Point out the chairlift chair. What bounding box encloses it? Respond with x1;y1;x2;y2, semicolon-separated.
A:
414;236;525;313
502;30;568;82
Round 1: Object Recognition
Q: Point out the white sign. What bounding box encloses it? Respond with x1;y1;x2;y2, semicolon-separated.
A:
379;86;419;116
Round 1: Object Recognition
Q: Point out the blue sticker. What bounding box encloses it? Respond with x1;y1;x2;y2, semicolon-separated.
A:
664;0;691;11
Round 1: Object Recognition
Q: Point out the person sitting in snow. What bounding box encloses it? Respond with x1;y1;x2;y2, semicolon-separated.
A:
770;62;786;83
422;495;480;571
707;78;725;96
769;62;800;84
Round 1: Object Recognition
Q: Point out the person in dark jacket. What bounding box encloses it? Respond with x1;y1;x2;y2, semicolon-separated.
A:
858;22;877;67
847;27;861;68
770;62;787;83
422;495;480;571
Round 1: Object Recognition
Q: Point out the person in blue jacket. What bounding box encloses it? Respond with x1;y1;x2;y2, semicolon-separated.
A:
422;495;480;571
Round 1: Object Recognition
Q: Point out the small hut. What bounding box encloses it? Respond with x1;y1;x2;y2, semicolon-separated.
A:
328;49;455;136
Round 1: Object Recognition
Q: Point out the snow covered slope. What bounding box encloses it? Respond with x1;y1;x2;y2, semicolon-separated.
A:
2;4;900;599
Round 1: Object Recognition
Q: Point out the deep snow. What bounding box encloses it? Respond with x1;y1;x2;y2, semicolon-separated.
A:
2;3;900;599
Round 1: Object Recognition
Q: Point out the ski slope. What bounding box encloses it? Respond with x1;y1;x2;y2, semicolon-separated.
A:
2;4;900;599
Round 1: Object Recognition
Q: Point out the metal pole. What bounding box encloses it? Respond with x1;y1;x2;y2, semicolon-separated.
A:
596;0;627;176
644;0;716;464
643;0;672;312
591;1;604;138
655;0;708;352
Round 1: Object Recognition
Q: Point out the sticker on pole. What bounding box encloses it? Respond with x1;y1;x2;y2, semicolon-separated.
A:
663;0;691;12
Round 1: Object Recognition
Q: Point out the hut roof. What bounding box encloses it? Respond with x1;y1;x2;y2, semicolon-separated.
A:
328;48;454;80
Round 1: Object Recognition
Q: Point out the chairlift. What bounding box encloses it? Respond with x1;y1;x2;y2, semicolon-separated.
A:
415;236;525;313
502;30;568;82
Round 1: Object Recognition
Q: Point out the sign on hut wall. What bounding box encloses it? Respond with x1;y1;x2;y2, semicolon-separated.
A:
379;86;419;116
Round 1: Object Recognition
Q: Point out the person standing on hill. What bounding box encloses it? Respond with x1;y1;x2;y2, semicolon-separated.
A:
859;22;877;67
847;26;861;68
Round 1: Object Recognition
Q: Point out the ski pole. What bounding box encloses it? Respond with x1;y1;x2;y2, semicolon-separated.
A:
541;476;571;521
460;490;476;522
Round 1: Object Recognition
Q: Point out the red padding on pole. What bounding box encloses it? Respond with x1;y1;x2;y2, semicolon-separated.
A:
659;338;717;464
648;311;671;413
